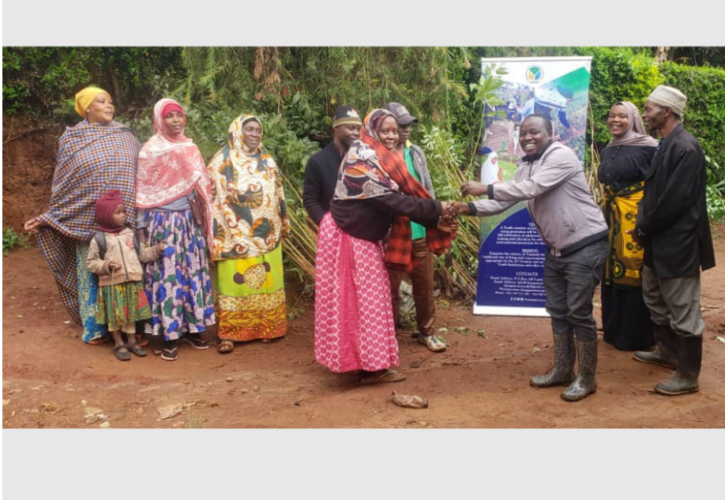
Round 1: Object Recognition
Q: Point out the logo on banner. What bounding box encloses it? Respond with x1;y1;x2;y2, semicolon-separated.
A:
525;65;544;83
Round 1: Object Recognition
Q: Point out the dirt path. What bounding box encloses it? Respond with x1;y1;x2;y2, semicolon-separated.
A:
3;227;725;428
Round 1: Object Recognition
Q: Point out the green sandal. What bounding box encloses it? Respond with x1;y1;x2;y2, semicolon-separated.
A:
418;334;447;353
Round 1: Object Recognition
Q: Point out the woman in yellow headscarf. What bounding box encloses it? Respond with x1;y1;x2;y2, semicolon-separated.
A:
24;86;141;344
207;114;290;353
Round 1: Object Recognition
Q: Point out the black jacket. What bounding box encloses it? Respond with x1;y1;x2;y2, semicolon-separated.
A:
636;124;715;277
303;142;343;226
331;193;441;243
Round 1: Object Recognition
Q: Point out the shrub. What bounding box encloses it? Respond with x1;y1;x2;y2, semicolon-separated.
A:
3;227;30;255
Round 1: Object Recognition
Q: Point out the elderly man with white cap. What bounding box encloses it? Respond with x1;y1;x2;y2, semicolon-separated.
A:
629;85;716;396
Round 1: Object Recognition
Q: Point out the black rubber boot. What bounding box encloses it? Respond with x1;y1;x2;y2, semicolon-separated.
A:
561;340;598;402
655;335;702;396
530;334;575;388
633;324;678;369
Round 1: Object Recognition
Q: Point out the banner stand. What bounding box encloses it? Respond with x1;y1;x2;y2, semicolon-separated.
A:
474;56;593;317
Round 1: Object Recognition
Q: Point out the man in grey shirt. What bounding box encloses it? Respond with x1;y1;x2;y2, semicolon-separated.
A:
457;114;608;402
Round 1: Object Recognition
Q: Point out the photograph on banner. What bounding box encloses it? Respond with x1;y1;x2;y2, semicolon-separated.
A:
474;57;592;316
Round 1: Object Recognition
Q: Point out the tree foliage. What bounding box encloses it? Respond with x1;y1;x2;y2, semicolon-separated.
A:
5;46;724;293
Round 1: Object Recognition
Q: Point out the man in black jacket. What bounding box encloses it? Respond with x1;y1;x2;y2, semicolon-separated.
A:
630;85;716;396
303;105;362;226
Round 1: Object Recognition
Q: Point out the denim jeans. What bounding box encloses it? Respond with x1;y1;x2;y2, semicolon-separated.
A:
544;239;608;342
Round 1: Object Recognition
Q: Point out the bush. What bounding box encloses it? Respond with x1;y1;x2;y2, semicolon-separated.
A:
585;47;663;147
706;185;725;222
660;62;725;185
3;47;183;119
3;227;30;255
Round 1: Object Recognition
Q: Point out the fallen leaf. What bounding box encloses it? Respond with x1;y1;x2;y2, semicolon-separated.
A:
84;406;104;416
41;403;60;413
453;327;469;337
84;406;107;423
437;327;449;334
157;403;184;420
532;347;541;354
716;337;725;344
477;330;488;339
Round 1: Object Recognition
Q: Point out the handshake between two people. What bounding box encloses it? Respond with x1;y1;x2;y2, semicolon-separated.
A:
436;181;490;232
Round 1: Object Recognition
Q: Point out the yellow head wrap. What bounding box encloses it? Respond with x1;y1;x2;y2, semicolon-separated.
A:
74;87;110;118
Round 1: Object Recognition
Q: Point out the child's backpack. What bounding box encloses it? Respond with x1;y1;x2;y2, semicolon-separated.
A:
94;231;141;260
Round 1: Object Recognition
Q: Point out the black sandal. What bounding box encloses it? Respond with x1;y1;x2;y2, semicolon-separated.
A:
181;333;209;350
114;345;131;361
127;343;147;357
161;341;178;361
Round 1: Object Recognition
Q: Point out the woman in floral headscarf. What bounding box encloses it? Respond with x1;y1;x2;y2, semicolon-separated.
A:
598;101;659;352
207;114;290;354
136;98;215;361
314;108;456;385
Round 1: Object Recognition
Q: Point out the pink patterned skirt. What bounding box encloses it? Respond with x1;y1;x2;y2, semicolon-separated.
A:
314;213;400;373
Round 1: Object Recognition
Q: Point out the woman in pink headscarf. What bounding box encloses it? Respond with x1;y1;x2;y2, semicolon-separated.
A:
597;101;659;352
136;98;216;361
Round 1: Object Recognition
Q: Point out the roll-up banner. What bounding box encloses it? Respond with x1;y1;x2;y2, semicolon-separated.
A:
474;57;593;316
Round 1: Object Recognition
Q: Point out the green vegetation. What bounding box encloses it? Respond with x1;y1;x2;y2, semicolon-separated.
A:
4;46;724;292
3;227;30;256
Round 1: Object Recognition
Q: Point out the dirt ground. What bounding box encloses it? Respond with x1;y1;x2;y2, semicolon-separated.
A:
3;123;725;429
3;227;725;428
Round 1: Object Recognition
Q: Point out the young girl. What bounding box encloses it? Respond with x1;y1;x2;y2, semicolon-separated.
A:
87;190;164;361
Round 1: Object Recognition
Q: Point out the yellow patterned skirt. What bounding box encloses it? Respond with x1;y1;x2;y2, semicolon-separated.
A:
214;245;287;341
604;182;645;289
